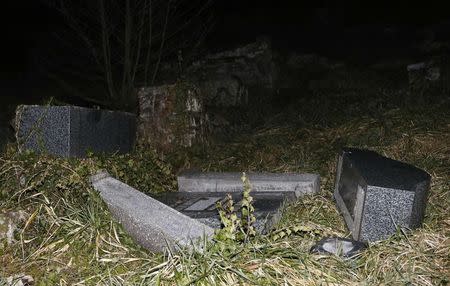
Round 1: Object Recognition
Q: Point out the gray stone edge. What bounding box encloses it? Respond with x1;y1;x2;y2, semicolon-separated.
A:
20;105;136;118
89;171;214;252
177;171;321;196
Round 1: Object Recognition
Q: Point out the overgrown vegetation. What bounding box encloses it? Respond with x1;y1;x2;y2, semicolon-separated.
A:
1;65;449;284
0;148;177;285
213;173;256;253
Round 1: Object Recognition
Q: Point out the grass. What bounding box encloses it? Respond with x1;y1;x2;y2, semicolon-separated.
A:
1;67;450;285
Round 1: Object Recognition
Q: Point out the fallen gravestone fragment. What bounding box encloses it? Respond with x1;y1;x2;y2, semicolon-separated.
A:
90;171;320;251
89;172;214;253
16;105;136;157
310;237;367;258
154;190;295;233
334;148;431;242
177;171;320;196
157;171;321;233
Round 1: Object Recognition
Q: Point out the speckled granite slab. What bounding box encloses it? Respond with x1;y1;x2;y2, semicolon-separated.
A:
16;105;136;157
177;171;320;197
90;172;214;253
334;148;431;242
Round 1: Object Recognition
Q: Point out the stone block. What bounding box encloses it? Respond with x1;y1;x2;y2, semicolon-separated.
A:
177;171;320;197
171;171;320;233
90;172;214;253
334;148;431;242
15;105;136;157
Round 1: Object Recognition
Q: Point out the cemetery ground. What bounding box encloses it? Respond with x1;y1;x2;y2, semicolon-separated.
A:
1;79;450;284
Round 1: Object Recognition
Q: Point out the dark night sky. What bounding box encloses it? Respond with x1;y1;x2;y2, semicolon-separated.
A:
1;0;450;97
209;1;450;54
3;1;450;70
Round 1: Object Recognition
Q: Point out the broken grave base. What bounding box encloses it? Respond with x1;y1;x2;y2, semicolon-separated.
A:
158;171;320;233
154;191;293;233
90;171;320;252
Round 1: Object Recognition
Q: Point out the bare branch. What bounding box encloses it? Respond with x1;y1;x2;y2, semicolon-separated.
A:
99;0;116;100
144;0;153;86
152;0;170;84
41;0;215;110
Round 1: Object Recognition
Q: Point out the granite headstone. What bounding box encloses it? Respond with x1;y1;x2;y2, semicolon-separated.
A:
334;148;431;242
16;105;136;157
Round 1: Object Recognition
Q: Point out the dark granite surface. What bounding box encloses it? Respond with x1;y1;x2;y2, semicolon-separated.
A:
334;147;431;242
17;105;136;157
70;106;136;156
153;191;294;233
341;148;431;191
17;106;71;157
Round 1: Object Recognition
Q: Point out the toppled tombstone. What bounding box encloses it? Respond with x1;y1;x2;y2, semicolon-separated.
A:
15;105;136;157
177;171;320;196
310;237;367;258
137;83;208;152
90;170;320;251
89;172;214;253
334;148;431;242
164;171;320;233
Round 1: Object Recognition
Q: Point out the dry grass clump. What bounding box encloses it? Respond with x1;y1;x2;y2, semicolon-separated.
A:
0;150;173;284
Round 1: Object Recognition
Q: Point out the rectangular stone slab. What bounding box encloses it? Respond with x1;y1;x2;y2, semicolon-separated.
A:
90;172;214;253
334;148;431;242
154;191;295;233
177;171;320;197
16;105;136;157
